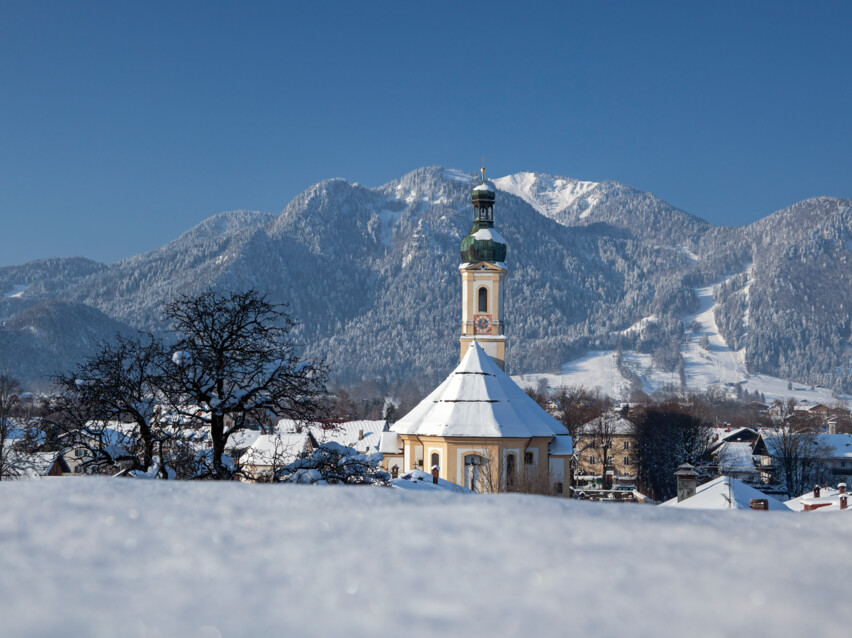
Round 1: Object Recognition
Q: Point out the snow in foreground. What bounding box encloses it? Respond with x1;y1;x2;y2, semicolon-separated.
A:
1;479;850;637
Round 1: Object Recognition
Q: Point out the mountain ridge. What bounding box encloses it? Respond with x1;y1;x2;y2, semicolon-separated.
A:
1;166;850;396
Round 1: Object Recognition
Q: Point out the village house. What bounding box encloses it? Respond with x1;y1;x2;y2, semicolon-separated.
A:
237;432;316;482
574;413;636;488
785;483;850;512
752;431;852;486
662;464;791;511
704;427;762;484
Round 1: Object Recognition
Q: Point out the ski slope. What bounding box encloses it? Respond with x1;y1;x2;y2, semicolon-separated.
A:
516;275;849;405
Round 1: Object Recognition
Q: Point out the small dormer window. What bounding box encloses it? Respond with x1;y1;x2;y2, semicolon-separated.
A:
478;287;488;313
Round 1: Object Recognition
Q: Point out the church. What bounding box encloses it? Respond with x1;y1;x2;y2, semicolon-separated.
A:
386;167;573;494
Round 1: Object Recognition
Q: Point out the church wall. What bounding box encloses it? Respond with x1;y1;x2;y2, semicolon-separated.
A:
399;435;561;494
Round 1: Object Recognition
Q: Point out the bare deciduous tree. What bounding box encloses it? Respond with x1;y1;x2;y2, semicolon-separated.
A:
51;334;177;477
765;427;833;498
0;375;22;480
163;290;328;479
577;415;624;490
552;385;610;439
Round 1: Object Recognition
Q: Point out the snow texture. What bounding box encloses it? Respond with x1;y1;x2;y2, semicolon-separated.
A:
171;350;192;366
278;419;386;455
2;478;851;637
391;469;473;493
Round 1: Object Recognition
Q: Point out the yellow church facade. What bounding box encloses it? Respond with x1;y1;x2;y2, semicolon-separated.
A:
389;168;573;496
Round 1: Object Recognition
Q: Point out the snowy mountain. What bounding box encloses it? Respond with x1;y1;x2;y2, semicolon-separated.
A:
2;166;851;398
493;171;709;244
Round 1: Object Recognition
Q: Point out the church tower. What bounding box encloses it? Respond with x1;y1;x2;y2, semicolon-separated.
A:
459;166;508;369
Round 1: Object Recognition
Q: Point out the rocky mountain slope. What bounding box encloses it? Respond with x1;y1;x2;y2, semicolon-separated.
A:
1;166;851;395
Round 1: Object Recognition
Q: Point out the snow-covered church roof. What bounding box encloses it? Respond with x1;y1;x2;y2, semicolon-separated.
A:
391;342;569;438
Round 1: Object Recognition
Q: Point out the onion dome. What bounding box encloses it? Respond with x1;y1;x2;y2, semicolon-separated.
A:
460;166;507;264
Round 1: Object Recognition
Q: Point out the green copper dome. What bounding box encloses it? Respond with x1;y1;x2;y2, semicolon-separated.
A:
460;175;507;264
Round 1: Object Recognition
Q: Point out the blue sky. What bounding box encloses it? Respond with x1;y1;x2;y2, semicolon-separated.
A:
2;1;851;266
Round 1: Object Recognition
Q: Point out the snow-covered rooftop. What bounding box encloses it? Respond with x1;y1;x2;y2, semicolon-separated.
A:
240;433;311;467
391;342;569;438
277;419;386;455
11;451;66;478
661;476;791;511
713;442;758;474
762;432;852;459
472;228;506;244
785;486;850;512
548;435;574;456
379;431;402;454
577;414;635;436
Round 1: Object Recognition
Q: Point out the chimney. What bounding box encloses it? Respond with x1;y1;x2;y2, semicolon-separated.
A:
358;429;364;441
839;483;847;495
814;485;821;498
841;495;848;510
750;499;769;510
674;463;698;502
431;465;440;485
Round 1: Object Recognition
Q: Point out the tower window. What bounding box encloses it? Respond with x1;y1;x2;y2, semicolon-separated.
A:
478;287;488;313
431;452;439;469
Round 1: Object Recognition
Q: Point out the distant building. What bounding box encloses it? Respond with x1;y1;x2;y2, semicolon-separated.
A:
574;414;636;487
238;432;316;482
661;474;791;511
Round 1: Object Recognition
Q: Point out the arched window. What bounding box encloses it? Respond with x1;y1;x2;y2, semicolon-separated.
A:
464;454;484;492
431;452;440;470
478;287;488;313
506;453;517;491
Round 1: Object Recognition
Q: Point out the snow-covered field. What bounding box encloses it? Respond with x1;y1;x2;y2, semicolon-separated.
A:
1;478;850;637
516;279;850;405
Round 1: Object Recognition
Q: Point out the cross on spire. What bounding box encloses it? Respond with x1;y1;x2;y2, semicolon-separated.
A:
480;154;486;183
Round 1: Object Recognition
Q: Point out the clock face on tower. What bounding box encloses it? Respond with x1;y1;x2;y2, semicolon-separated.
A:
474;314;492;335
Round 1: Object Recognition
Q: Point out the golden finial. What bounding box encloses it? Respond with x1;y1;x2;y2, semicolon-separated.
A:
480;154;486;183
